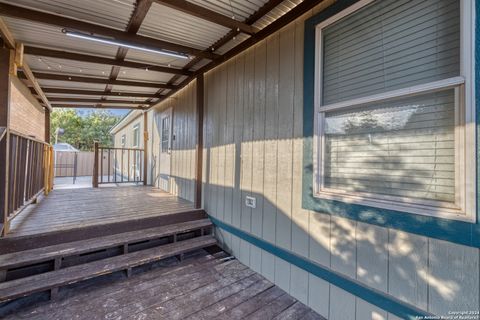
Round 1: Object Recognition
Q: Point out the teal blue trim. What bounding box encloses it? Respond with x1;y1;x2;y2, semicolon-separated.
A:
210;215;431;320
302;0;480;248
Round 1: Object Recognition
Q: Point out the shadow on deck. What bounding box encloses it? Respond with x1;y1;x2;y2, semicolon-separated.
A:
1;186;206;254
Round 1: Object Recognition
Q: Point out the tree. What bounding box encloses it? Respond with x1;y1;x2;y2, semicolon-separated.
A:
50;109;121;151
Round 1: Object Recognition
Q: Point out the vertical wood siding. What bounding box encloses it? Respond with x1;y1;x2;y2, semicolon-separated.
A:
201;1;480;318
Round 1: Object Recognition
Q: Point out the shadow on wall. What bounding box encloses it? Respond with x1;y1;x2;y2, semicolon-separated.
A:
166;120;477;317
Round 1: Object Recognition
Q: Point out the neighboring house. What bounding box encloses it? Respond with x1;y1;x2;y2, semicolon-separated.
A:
110;110;146;183
111;93;193;197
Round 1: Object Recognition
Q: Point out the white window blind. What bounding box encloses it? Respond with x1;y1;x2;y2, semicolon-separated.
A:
313;0;477;218
322;0;460;105
323;89;456;203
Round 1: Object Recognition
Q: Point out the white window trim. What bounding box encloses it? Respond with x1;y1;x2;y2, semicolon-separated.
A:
132;123;140;148
313;0;476;222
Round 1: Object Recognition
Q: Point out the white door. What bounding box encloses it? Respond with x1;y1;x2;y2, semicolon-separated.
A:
158;108;172;192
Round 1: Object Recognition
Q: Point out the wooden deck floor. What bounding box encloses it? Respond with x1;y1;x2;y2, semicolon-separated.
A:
8;186;195;238
0;250;324;320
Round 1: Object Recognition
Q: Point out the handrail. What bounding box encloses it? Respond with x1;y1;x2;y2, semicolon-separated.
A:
9;129;49;145
0;127;6;142
2;130;53;235
93;142;145;187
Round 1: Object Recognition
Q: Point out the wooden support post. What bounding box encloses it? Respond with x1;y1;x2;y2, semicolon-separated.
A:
0;47;12;236
44;108;50;143
194;74;204;209
143;112;148;185
93;141;99;188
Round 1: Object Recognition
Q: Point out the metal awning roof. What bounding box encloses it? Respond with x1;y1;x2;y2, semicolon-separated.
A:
0;0;321;110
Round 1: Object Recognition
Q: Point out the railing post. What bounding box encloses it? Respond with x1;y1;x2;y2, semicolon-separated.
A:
93;141;99;188
0;47;13;235
194;74;204;209
43;145;49;195
143;112;148;185
49;145;54;191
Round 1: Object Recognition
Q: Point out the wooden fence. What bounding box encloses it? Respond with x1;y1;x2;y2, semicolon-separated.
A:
54;151;110;177
2;129;53;235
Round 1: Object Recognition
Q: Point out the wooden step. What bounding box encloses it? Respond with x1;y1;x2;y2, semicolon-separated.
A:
0;219;212;272
0;209;207;254
0;235;217;302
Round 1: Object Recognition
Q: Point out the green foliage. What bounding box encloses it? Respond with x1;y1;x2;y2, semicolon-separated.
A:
50;109;121;151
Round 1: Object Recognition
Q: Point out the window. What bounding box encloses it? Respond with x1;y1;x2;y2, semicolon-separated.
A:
314;0;475;220
121;134;126;147
132;124;140;147
161;116;170;153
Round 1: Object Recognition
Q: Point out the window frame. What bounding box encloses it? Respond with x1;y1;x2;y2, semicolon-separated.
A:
313;0;476;222
161;115;171;154
132;123;140;148
121;134;126;147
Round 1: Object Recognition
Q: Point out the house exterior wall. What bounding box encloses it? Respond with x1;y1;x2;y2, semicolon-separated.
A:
112;111;144;182
149;81;197;202
9;76;45;141
110;1;479;317
113;112;144;150
200;1;480;319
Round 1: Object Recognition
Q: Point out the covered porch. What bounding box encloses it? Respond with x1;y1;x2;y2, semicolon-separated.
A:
0;0;328;318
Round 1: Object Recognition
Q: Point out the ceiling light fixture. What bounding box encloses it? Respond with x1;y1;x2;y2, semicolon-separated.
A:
62;29;189;60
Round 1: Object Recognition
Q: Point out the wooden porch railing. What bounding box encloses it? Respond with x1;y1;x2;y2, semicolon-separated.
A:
93;142;145;187
1;129;53;235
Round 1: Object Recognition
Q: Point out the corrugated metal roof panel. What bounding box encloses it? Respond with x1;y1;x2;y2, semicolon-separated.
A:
188;0;269;22
3;17;119;57
0;0;135;30
253;0;302;30
25;56;112;78
116;68;172;83
38;79;107;90
138;2;230;51
103;96;151;102
111;85;160;94
124;50;190;69
46;94;104;99
211;0;302;55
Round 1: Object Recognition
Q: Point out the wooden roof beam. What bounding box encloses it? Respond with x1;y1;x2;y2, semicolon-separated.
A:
24;46;192;76
38;88;160;98
151;0;286;105
153;0;258;35
52;104;147;110
153;0;329;107
0;3;219;60
30;72;176;89
103;0;153;102
0;17;52;111
49;98;150;104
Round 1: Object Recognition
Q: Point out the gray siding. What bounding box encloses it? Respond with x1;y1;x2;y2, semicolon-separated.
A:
201;1;480;318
